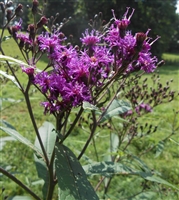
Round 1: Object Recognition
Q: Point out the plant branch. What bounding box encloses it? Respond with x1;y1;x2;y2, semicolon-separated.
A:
0;167;41;200
59;106;84;144
24;81;49;165
78;110;97;160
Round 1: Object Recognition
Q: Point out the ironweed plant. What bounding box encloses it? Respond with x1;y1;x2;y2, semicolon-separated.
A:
0;1;178;199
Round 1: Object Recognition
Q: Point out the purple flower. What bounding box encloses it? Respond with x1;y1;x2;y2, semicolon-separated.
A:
34;71;50;93
135;103;152;114
80;29;101;46
16;32;32;49
111;8;135;38
21;65;35;75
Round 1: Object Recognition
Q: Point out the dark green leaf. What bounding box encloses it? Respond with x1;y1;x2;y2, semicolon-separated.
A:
83;161;179;190
155;141;165;158
100;99;131;123
0;119;16;130
55;143;99;200
83;161;139;177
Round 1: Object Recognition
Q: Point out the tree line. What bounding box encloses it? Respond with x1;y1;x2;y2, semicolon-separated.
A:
1;0;179;57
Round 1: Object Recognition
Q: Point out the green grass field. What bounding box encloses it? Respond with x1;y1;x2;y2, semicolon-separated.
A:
0;31;179;199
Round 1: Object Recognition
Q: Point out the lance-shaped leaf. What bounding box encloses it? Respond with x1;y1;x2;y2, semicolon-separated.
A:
0;70;21;89
0;119;16;130
0;55;29;67
55;143;99;200
0;126;43;158
34;121;56;160
83;101;99;111
34;121;56;199
8;196;33;200
100;99;131;123
83;161;179;190
155;140;165;158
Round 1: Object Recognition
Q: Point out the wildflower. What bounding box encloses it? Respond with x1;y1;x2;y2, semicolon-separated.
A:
135;103;152;114
16;32;32;49
112;8;135;38
80;29;101;47
32;0;39;15
21;65;35;76
15;4;23;17
37;16;48;29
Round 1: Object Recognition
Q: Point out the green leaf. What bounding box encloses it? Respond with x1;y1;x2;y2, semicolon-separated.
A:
8;196;32;200
0;55;29;67
0;126;43;158
100;99;131;123
83;161;179;190
0;70;21;89
34;154;48;198
83;101;99;111
34;121;56;199
83;161;139;177
43;25;51;33
155;141;165;158
144;175;179;190
55;143;99;200
34;121;56;160
169;138;179;145
130;155;151;172
127;191;157;200
104;133;119;162
0;119;16;130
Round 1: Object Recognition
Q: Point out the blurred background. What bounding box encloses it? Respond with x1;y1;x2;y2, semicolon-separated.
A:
0;0;179;59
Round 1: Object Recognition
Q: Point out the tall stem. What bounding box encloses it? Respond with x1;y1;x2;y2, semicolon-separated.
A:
0;167;41;200
24;81;49;165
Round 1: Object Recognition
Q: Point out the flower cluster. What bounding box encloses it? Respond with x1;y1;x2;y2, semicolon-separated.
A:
12;8;159;114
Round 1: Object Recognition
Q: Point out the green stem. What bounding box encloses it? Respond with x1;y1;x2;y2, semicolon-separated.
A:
46;149;56;200
24;81;49;165
78;111;97;160
0;167;41;200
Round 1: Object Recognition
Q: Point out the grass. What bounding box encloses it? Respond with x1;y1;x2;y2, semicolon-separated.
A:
0;30;179;199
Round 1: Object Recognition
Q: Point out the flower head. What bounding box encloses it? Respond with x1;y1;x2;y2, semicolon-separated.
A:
80;29;101;47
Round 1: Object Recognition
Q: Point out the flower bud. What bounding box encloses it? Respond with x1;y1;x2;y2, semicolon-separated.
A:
118;20;129;38
37;16;48;29
0;2;5;13
135;32;146;51
28;24;35;40
6;9;12;22
15;4;23;17
32;0;39;15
